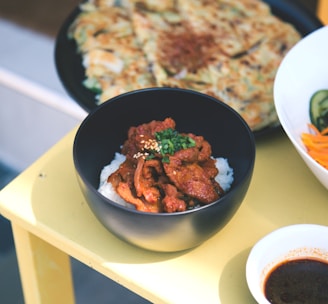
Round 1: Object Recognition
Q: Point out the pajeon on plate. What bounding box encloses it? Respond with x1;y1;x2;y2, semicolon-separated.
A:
55;0;322;136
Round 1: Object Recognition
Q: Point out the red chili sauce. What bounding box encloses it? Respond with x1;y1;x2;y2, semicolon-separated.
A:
264;258;328;304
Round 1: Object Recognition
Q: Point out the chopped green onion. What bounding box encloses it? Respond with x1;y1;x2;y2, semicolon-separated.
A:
154;128;196;162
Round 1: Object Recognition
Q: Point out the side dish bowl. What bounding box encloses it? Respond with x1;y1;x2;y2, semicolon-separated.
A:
73;88;255;252
274;25;328;190
246;224;328;303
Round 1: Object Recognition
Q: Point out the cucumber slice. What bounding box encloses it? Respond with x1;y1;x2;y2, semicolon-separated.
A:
310;89;328;131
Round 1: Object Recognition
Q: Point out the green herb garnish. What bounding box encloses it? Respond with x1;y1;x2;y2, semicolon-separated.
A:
154;128;196;162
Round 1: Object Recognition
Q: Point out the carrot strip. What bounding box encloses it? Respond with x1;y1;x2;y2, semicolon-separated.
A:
301;124;328;170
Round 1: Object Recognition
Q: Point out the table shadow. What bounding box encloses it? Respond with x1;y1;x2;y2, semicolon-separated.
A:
218;247;257;304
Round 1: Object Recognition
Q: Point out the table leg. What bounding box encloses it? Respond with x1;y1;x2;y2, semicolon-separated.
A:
11;223;75;304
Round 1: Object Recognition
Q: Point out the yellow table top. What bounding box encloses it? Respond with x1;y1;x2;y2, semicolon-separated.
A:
318;0;328;25
0;126;327;304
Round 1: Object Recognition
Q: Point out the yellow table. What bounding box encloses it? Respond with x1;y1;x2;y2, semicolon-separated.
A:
1;4;328;303
318;0;328;25
0;126;327;304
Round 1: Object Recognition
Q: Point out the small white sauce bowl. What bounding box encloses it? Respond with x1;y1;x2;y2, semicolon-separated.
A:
246;224;328;303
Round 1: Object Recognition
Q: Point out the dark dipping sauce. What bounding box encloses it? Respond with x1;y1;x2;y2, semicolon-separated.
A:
264;259;328;304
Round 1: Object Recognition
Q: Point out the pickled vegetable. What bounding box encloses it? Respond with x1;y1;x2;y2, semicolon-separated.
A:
310;89;328;131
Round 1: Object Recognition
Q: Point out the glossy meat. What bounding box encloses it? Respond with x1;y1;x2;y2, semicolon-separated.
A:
107;118;223;212
122;117;175;160
163;143;220;204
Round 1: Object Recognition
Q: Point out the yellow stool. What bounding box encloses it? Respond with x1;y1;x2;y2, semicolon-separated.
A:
318;0;328;24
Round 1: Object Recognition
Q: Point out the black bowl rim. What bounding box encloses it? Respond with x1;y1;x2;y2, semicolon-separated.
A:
73;87;256;217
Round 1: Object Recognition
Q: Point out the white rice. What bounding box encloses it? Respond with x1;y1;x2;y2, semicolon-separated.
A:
214;157;234;192
98;153;133;208
98;153;234;207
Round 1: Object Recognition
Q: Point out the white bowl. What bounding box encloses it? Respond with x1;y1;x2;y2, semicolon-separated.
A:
274;26;328;190
246;224;328;304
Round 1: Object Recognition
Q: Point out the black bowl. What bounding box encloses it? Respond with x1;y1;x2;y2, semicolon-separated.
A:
73;88;256;252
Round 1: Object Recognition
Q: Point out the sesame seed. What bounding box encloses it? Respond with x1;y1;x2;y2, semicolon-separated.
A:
133;137;161;159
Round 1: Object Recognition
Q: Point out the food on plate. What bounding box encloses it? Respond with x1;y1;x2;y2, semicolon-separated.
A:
67;3;156;97
67;0;301;131
310;89;328;132
98;117;234;213
301;124;328;170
